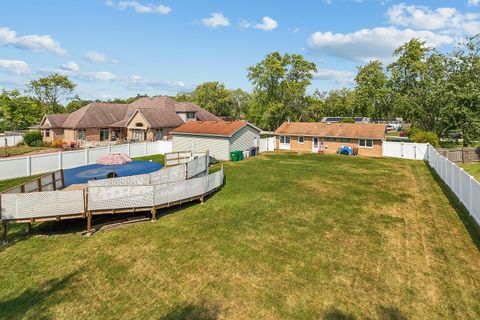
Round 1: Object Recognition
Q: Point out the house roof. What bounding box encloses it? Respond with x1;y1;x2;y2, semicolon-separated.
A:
274;122;386;140
39;114;70;129
172;121;259;137
40;96;221;129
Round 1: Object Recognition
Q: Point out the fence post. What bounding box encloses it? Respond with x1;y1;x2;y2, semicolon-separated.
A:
413;143;417;160
469;176;474;214
401;142;404;158
84;149;89;165
108;145;111;154
127;142;131;157
144;142;148;156
58;151;63;170
27;156;31;176
459;168;463;201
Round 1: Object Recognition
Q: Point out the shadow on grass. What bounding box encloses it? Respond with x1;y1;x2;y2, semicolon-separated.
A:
160;301;221;320
323;307;356;320
377;305;407;320
426;164;480;251
0;271;79;319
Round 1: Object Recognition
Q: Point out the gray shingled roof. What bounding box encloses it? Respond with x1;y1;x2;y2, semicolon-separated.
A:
40;96;221;129
39;114;70;129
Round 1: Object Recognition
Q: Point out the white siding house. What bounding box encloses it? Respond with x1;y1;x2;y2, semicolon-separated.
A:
171;121;261;161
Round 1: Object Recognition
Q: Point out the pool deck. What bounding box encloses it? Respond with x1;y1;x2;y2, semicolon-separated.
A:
63;183;87;191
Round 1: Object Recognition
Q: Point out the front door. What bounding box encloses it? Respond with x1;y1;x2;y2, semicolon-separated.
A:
312;137;320;153
133;129;145;141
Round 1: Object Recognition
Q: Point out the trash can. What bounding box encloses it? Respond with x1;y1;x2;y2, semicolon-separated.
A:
237;150;244;161
230;151;238;162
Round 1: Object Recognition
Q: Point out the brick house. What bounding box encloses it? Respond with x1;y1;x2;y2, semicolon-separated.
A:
274;122;386;157
38;96;220;144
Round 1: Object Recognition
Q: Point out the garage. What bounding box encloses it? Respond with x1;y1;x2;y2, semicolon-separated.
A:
171;121;261;161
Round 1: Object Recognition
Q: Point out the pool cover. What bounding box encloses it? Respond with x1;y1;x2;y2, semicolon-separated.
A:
63;161;163;186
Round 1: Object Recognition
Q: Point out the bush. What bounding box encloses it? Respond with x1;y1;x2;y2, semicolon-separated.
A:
23;130;43;147
51;139;65;148
410;129;440;147
339;118;355;123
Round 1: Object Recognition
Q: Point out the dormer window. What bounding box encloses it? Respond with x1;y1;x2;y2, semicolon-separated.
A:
186;112;196;120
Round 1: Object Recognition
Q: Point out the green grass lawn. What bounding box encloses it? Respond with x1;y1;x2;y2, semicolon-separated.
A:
0;145;52;157
0;174;43;193
0;153;479;319
133;153;164;164
460;162;480;181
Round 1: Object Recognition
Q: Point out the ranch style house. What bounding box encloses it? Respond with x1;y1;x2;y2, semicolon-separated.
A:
274;122;386;157
38;96;220;144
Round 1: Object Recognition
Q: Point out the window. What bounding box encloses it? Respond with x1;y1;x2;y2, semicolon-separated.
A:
326;137;336;142
77;129;86;140
44;129;50;138
186;112;196;120
298;136;305;144
100;128;109;141
359;139;373;148
155;129;163;141
135;122;144;127
340;138;350;143
280;136;291;144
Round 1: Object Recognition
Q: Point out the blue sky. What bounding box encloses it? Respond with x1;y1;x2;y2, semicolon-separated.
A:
0;0;479;101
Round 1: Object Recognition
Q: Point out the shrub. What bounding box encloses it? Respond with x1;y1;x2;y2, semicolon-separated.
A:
30;140;44;147
23;131;43;147
410;130;440;147
52;139;65;148
339;118;355;123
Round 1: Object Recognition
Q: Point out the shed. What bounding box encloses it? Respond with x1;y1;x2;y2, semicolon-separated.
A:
171;121;261;161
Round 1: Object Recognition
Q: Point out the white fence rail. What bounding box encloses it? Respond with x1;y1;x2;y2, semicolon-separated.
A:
88;168;223;212
259;137;275;153
382;141;428;160
1;190;85;220
427;145;480;225
0;140;173;180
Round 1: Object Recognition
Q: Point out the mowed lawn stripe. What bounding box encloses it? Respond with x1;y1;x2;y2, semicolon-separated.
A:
0;153;479;319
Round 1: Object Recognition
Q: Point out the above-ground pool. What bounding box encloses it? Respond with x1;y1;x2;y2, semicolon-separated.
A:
63;161;164;186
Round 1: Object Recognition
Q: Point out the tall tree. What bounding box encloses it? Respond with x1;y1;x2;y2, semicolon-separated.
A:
354;60;390;119
0;90;45;131
323;88;356;117
27;73;76;113
247;52;317;130
441;35;480;146
65;96;91;113
387;39;448;133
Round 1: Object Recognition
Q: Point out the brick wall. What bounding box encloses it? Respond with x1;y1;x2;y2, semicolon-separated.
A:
275;135;383;157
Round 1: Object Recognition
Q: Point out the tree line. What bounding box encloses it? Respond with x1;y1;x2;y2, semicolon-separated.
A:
1;35;479;145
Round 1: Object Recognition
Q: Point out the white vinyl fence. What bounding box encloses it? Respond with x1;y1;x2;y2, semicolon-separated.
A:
382;141;428;160
427;145;480;225
259;137;275;153
0;133;24;147
0;140;173;180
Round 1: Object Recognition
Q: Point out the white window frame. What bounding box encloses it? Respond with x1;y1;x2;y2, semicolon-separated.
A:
186;112;196;120
298;136;305;144
279;135;291;150
44;129;50;138
359;139;374;148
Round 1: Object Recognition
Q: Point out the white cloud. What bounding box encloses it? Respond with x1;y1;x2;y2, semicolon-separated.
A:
201;13;230;28
84;51;117;63
124;75;185;91
307;27;453;62
254;17;278;31
61;61;79;72
78;71;117;81
0;59;30;74
313;69;355;85
0;27;66;55
387;4;480;35
106;0;171;14
468;0;480;6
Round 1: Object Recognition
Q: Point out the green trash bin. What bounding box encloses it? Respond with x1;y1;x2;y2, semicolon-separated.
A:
237;150;244;161
230;151;238;162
